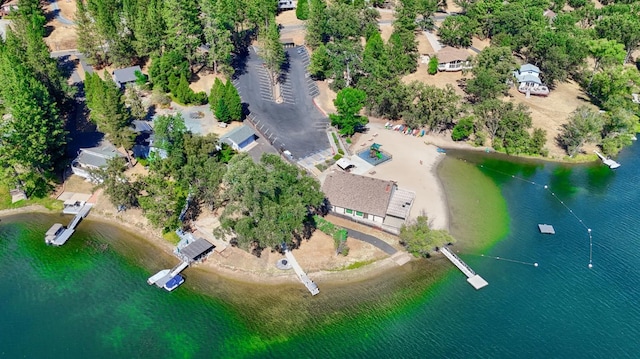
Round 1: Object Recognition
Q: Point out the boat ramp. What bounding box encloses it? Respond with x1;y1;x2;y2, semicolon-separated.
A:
285;250;320;296
45;204;93;246
594;150;620;169
440;247;489;290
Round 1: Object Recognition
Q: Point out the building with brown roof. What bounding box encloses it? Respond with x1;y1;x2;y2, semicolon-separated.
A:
436;46;473;72
322;171;414;227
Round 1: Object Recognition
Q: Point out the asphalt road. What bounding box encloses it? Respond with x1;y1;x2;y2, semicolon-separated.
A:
234;46;330;160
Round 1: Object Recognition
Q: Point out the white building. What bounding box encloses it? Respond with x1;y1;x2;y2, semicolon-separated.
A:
436;46;473;72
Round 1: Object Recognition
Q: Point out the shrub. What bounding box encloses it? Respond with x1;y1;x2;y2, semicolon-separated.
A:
346;138;352;144
428;56;439;75
474;131;486;146
338;149;344;155
451;117;474;141
333;154;343;161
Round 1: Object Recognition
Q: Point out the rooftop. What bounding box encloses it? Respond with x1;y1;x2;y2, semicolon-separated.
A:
180;238;215;261
322;171;395;218
221;125;256;145
74;143;125;168
520;63;541;73
112;66;142;85
437;46;472;63
386;188;415;219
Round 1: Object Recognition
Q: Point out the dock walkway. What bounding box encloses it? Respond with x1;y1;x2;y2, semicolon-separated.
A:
285;250;320;296
594;150;620;169
46;204;93;246
440;247;488;290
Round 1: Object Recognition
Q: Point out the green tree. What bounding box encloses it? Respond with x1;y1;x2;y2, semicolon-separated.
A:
259;18;285;83
149;50;191;93
132;0;166;58
585;39;627;90
466;46;514;102
308;44;331;80
163;0;203;65
399;216;455;257
201;0;234;75
595;12;640;64
438;15;475;48
0;49;67;196
138;171;187;232
209;77;226;112
402;82;461;132
557;106;604;157
296;0;309;20
224;80;243;121
330;88;368;136
215;97;231;123
91;157;139;209
428;56;439;75
125;87;147;120
305;0;328;48
451;116;474;141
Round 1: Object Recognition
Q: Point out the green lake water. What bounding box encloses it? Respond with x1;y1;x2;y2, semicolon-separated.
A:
2;144;640;358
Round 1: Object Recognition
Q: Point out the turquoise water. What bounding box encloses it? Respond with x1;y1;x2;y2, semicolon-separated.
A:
2;144;640;357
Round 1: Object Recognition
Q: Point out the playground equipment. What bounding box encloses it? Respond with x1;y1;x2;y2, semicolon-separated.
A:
370;143;384;159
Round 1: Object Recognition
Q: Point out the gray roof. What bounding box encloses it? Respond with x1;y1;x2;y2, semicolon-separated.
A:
74;144;125;168
221;125;256;146
386;188;415;219
517;74;542;84
520;64;540;73
322;171;395;218
180;238;215;260
112;66;142;85
538;224;555;234
131;120;153;133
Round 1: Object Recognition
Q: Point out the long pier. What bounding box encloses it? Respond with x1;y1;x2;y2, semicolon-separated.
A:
440;247;489;290
45;204;93;246
285;250;320;296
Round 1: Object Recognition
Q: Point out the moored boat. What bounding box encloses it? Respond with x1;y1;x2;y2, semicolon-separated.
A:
163;274;185;291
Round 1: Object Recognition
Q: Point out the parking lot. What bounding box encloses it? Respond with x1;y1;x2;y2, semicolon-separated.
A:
233;46;330;160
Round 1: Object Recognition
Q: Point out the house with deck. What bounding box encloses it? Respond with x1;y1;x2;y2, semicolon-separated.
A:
71;142;128;181
321;171;415;232
513;63;549;96
436;46;473;72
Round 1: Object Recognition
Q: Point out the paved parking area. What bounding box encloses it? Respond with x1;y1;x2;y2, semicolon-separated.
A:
234;46;330;160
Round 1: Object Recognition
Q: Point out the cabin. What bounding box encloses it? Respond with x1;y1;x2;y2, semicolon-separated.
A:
436;47;472;72
0;0;18;17
513;64;549;96
321;171;415;230
71;142;128;181
220;125;257;152
112;66;142;89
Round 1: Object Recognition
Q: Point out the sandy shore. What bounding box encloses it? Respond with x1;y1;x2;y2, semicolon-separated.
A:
0;203;406;286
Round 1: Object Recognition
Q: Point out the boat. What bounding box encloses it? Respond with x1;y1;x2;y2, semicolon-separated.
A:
147;269;171;285
163;274;185;291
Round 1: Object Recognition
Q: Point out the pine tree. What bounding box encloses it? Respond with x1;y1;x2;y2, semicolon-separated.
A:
225;80;242;121
215;97;231;123
209;77;226;112
201;0;234;75
125;88;147;120
163;0;203;65
259;18;285;84
296;0;309;20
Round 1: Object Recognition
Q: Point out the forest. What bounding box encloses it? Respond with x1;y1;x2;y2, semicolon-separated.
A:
306;0;640;157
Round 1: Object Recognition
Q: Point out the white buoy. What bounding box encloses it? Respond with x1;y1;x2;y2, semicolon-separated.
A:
544;185;548;189
534;263;539;267
588;263;593;269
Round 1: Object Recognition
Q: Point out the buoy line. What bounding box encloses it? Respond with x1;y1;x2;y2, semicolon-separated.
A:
477;163;595;269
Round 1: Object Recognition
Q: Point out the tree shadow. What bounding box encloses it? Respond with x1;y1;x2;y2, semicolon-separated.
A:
230;29;256;79
277;51;291;84
55;55;77;80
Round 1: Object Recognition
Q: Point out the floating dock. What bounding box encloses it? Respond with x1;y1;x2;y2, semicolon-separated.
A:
538;224;556;234
285;250;320;296
440;247;488;290
594;150;620;169
45;204;92;246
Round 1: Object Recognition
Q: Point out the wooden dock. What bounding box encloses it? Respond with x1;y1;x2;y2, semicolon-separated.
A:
285;250;320;296
440;247;488;290
45;204;93;246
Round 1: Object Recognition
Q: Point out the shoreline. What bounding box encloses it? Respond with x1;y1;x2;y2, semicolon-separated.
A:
0;205;410;287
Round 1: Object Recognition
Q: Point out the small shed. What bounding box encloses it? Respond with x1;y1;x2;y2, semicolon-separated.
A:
112;66;142;88
221;125;257;151
538;224;555;234
336;158;354;171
